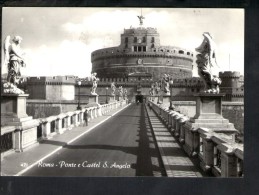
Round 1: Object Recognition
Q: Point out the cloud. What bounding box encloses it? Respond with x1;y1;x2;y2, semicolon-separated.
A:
23;40;101;77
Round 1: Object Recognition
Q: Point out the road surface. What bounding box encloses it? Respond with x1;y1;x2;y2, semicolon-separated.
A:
23;104;166;177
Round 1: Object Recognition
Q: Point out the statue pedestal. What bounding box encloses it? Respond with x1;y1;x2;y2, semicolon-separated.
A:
88;95;98;103
87;95;100;107
183;93;237;156
109;95;116;103
1;94;31;125
162;95;171;104
1;94;40;152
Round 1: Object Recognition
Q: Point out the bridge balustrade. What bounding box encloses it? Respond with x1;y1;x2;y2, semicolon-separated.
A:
148;100;244;177
1;100;127;159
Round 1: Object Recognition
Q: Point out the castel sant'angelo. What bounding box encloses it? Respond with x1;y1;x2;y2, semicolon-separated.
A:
91;15;193;80
23;13;243;103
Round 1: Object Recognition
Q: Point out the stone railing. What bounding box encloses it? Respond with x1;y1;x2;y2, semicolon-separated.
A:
148;100;244;177
0;100;127;159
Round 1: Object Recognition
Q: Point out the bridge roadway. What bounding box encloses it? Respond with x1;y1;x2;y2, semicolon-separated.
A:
23;104;167;177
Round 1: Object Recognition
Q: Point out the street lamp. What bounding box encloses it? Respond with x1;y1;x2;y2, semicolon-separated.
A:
105;87;109;104
77;80;82;110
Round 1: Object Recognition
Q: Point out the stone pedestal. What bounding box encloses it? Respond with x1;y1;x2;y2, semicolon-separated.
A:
189;93;236;132
1;94;32;126
88;95;99;104
162;95;171;104
109;95;116;103
87;95;100;107
183;93;237;157
1;94;39;152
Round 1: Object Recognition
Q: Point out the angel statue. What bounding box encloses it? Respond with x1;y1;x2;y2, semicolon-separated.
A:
110;82;116;96
195;32;222;93
123;88;127;99
162;74;171;95
90;72;99;95
3;35;26;94
154;81;160;95
118;86;123;97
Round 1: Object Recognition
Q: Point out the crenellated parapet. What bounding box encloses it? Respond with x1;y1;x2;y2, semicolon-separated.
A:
27;76;76;85
219;71;240;78
172;77;204;88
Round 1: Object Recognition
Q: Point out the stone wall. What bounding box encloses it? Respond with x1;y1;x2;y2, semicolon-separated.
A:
222;102;244;134
26;100;88;119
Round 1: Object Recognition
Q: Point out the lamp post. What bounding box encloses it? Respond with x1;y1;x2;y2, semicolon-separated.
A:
105;87;108;104
77;80;82;110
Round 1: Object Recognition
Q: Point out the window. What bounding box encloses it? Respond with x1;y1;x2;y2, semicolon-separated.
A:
134;46;137;52
143;47;146;52
151;37;155;43
138;46;142;52
187;52;190;55
125;37;128;43
142;37;146;43
134;37;137;43
179;50;184;54
151;44;155;48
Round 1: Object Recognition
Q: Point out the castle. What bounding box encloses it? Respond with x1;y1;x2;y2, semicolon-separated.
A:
91;26;193;80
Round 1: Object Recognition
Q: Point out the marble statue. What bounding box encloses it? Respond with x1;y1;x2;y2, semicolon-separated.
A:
149;85;154;96
195;32;221;93
90;72;99;95
3;35;26;94
118;86;123;97
162;74;171;95
111;82;116;96
123;88;127;98
137;15;145;26
154;82;160;95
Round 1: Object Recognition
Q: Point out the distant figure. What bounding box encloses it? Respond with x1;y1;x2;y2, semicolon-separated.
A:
3;35;26;94
111;82;116;96
196;32;221;93
91;72;99;95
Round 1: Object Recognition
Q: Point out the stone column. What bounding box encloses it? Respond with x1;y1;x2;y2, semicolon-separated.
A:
175;114;184;137
217;143;238;177
179;116;189;143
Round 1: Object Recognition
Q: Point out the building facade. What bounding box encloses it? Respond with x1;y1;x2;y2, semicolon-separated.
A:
91;26;194;80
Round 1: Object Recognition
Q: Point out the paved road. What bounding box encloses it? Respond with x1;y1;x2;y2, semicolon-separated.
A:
23;104;166;177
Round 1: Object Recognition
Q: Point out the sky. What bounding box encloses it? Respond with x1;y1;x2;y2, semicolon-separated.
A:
2;8;244;77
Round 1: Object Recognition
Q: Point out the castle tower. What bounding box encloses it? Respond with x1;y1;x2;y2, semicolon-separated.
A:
91;15;194;80
219;71;241;88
